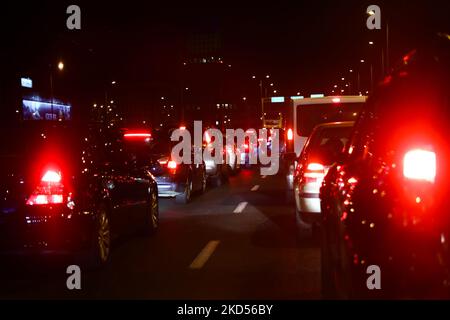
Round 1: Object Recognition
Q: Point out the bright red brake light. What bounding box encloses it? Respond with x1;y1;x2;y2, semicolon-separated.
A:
287;128;293;141
124;133;151;138
167;160;177;169
26;169;65;206
307;163;324;171
41;170;61;183
403;149;436;183
303;162;325;181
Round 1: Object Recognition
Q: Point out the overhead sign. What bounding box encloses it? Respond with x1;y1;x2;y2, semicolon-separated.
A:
271;97;285;103
21;77;33;88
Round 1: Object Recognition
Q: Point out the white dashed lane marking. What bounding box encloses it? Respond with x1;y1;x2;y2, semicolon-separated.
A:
233;201;248;213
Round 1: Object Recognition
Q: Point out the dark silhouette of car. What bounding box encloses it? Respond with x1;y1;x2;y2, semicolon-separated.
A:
320;34;450;299
0;121;159;267
123;127;207;204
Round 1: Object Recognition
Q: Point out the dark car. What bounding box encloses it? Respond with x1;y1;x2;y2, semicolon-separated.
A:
0;119;159;267
123;128;207;204
320;34;450;299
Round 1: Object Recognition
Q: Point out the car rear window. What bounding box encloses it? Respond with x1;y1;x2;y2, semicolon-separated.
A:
308;126;353;165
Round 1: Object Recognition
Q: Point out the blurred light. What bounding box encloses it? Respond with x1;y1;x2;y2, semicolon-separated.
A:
21;77;33;88
287;128;293;141
341;77;345;81
291;96;304;100
403;149;436;183
360;59;365;63
310;94;325;98
349;69;353;73
271;97;284;103
369;41;374;45
57;62;64;71
42;170;62;183
266;75;270;78
332;97;341;103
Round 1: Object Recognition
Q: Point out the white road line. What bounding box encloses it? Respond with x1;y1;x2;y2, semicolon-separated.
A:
189;240;220;270
251;185;260;191
233;201;248;213
262;175;267;179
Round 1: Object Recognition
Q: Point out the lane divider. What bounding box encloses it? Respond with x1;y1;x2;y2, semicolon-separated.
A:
189;240;220;269
251;185;260;191
233;201;248;213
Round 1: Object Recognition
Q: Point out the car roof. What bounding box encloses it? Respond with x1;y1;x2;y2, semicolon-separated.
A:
313;121;355;130
293;96;367;107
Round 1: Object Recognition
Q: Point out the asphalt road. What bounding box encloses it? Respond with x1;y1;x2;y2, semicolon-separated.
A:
0;168;320;299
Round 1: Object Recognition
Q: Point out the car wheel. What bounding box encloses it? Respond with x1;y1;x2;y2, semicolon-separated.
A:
145;189;159;235
87;205;111;268
176;177;192;204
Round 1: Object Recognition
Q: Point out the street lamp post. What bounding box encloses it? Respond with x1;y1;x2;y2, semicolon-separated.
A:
49;61;64;121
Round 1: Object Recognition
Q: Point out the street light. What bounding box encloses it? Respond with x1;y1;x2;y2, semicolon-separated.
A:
57;61;64;71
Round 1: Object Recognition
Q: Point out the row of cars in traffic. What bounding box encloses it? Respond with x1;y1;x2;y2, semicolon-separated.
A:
0;118;241;267
289;33;450;298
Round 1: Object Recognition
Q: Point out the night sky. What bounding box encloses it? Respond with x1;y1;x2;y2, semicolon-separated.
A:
1;1;449;123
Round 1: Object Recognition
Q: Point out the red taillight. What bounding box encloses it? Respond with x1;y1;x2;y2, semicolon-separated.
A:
26;170;65;206
41;170;62;183
403;149;436;183
167;160;177;170
303;162;325;181
124;133;151;138
287;128;294;141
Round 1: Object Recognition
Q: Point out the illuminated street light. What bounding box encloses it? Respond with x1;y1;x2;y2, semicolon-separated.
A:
341;77;345;81
266;75;270;79
57;61;64;71
361;59;365;63
349;69;353;73
111;81;116;85
252;75;256;79
369;41;374;45
334;84;338;88
242;97;247;101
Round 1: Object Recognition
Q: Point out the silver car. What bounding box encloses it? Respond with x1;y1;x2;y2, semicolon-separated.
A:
293;121;355;226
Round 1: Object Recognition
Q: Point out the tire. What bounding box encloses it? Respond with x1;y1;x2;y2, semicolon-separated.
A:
175;177;192;204
86;204;112;269
144;189;159;235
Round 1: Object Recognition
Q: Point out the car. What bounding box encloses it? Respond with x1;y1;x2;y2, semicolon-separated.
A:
123;128;207;204
320;33;450;299
293;122;354;230
0;119;159;268
285;95;367;201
